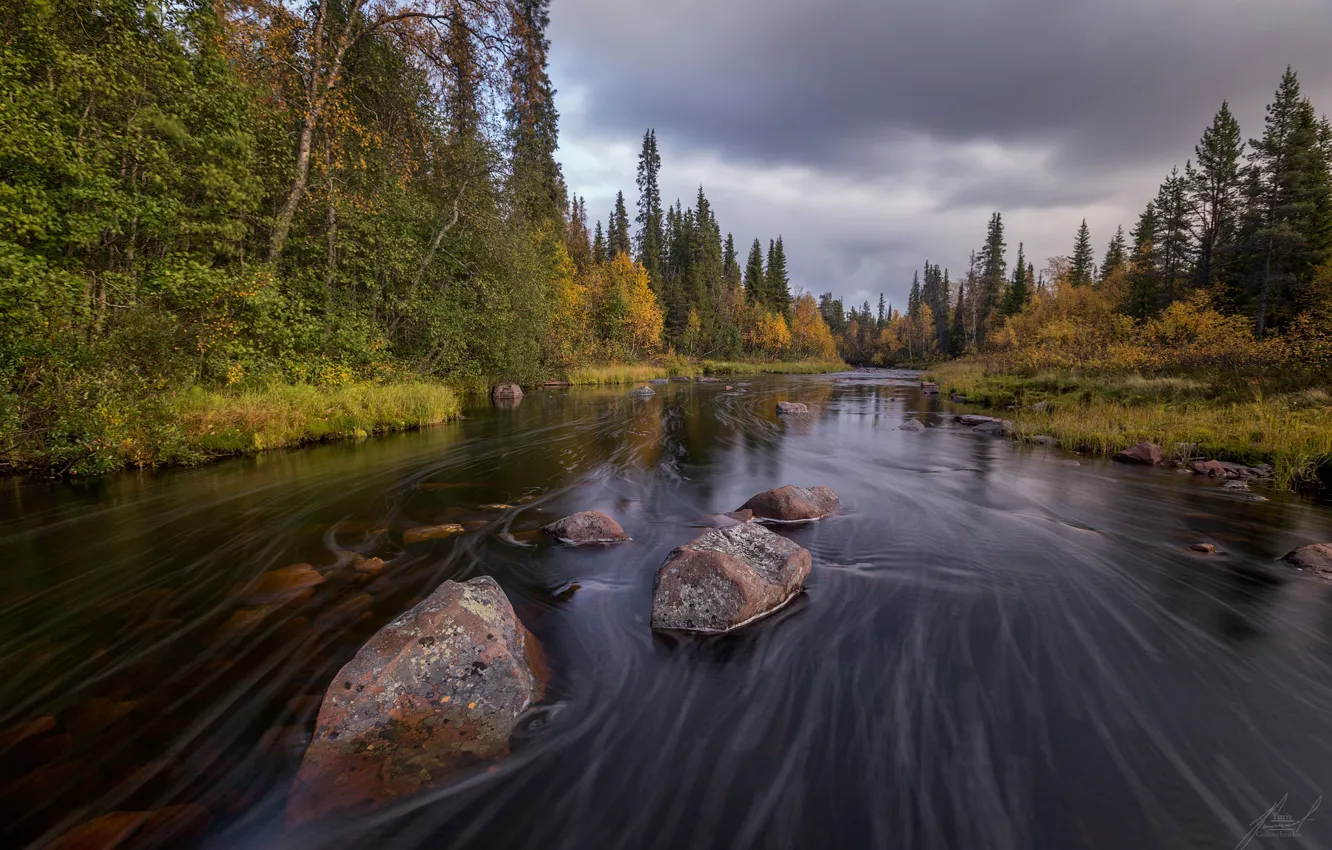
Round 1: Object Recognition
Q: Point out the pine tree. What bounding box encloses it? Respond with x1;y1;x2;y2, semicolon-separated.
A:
608;191;631;257
744;238;766;303
1003;242;1029;314
1070;219;1095;286
723;233;741;290
877;293;886;329
1100;227;1127;279
907;273;921;319
1186;102;1244;292
949;278;967;356
634;129;664;287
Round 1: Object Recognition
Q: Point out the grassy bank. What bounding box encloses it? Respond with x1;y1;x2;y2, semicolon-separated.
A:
566;359;846;386
3;382;462;476
926;362;1332;489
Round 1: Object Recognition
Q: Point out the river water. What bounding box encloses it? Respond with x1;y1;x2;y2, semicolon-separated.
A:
2;370;1331;850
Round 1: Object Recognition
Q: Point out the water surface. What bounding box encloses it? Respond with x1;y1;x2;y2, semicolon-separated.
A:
3;370;1331;849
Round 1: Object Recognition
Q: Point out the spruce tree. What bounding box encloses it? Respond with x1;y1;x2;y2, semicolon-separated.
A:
1242;67;1332;334
977;212;1007;325
635;129;664;287
1186;102;1244;291
1126;202;1162;318
877;293;886;328
592;220;606;263
907;274;921;319
1155;167;1192;304
506;0;565;226
948;280;967;356
608;191;631;257
1070;219;1095;286
723;233;741;290
1003;242;1029;314
767;237;792;317
1100;226;1127;279
744;238;766;303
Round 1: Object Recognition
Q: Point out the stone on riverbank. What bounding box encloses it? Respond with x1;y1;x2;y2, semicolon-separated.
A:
288;576;542;824
972;419;1012;436
739;485;840;522
1112;443;1163;465
1280;544;1332;579
542;511;630;545
651;524;811;633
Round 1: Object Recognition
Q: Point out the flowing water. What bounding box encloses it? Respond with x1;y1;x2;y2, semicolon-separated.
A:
3;370;1331;850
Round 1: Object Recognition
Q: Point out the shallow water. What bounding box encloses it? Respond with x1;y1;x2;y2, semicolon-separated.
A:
3;370;1331;849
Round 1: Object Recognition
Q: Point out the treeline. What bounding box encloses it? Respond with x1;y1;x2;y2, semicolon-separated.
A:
0;0;839;470
829;67;1332;368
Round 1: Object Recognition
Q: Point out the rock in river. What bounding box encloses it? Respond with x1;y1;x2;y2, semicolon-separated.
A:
776;401;809;415
630;386;655;399
1281;543;1332;579
491;383;523;402
288;576;542;824
542;510;631;545
898;419;926;432
1112;442;1163;465
739;485;840;522
651;523;811;633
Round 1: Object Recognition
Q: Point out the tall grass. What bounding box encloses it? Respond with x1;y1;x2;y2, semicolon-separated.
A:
702;360;846;376
176;382;462;455
927;361;1332;489
566;359;846;385
566;363;697;386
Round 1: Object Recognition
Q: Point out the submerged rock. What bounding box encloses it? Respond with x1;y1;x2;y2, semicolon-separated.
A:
1281;543;1332;579
542;510;631;545
1189;543;1217;554
651;524;811;633
955;414;999;427
402;523;465;545
669;376;692;383
971;419;1012;436
898;419;926;432
739;485;840;522
630;386;656;399
491;383;523;402
288;576;542;824
649;378;669;385
1028;434;1059;446
776;401;809;415
237;563;326;606
1191;459;1229;477
45;805;212;850
695;376;721;383
1112;442;1163;465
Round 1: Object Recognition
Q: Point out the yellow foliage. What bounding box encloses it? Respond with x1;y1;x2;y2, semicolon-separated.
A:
606;253;664;359
745;309;791;357
789;293;839;360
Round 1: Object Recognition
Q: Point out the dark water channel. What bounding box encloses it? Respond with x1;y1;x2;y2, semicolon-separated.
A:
3;370;1332;849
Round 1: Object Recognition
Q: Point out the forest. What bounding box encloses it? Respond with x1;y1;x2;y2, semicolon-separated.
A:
0;0;838;473
830;67;1332;380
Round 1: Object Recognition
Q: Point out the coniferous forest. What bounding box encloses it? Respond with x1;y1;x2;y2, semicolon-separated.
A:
829;68;1332;376
0;0;839;473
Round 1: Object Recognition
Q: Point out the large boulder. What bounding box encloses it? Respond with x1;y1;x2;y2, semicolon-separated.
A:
1281;543;1332;579
739;485;840;522
288;576;542;824
651;524;811;633
491;383;523;402
898;419;926;432
629;386;655;399
972;419;1012;436
775;401;808;415
1112;442;1163;465
542;510;631;545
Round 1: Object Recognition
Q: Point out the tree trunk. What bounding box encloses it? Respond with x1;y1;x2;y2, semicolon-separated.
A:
268;117;316;263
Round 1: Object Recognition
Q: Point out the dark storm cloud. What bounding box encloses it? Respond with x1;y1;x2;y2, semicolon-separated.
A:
547;0;1332;304
551;0;1332;177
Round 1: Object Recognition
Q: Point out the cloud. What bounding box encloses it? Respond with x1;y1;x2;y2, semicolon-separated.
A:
548;0;1332;307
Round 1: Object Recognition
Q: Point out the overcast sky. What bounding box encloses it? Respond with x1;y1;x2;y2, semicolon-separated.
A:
547;0;1332;311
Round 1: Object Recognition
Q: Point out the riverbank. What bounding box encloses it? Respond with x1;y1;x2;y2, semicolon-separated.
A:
1;382;463;477
2;360;847;476
926;361;1332;489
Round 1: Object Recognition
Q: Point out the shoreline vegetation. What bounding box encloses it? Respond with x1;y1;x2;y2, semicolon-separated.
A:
928;361;1332;490
1;361;845;475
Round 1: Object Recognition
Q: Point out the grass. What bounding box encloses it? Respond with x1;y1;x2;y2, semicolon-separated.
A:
925;361;1332;489
701;359;846;376
176;382;462;455
566;363;698;386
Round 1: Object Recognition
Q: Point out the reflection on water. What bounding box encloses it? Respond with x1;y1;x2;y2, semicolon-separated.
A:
2;370;1331;849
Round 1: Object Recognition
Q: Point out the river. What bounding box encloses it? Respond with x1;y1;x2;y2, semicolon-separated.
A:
2;370;1331;849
